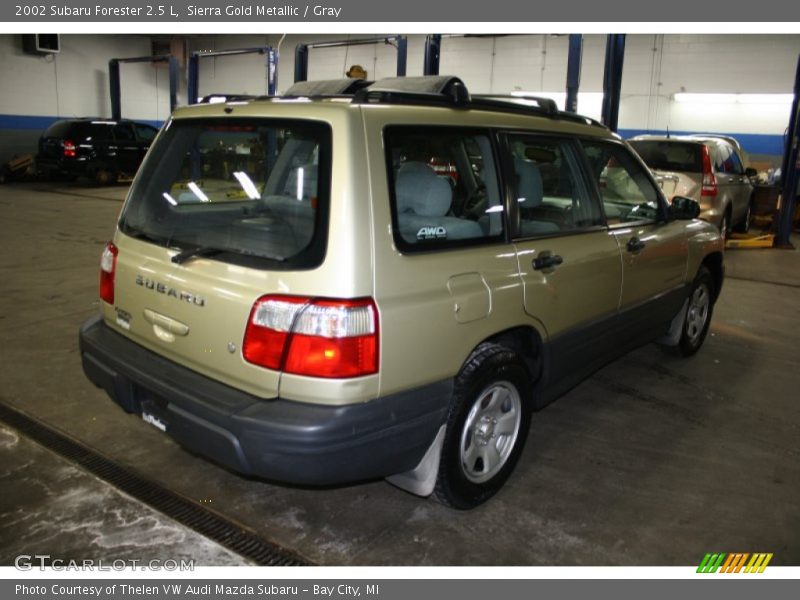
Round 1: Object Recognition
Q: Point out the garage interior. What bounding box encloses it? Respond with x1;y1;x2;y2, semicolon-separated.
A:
0;33;799;566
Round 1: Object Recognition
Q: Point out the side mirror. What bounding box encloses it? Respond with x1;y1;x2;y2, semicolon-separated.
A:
670;196;701;220
745;167;758;178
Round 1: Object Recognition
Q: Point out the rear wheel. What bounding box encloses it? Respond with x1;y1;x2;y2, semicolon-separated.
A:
734;200;753;234
94;167;117;186
433;343;533;509
719;211;730;242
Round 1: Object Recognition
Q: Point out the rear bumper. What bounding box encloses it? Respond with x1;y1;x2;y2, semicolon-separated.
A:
79;315;451;486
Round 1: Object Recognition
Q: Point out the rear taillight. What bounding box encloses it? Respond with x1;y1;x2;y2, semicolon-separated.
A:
63;139;76;158
243;295;379;379
99;242;118;304
701;145;717;197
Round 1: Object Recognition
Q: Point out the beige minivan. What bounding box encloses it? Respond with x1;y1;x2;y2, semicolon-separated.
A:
80;77;724;509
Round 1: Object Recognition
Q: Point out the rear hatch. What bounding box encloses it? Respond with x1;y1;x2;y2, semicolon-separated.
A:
629;139;704;200
107;116;333;399
38;120;75;160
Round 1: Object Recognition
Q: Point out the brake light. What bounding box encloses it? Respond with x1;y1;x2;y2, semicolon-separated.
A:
99;242;118;304
243;295;379;378
701;146;717;197
63;139;77;158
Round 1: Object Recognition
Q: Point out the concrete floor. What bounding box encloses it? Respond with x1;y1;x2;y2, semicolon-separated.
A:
0;182;798;566
0;425;247;566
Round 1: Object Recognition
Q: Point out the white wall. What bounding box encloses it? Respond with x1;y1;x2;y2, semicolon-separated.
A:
0;34;174;122
191;33;797;141
1;33;799;163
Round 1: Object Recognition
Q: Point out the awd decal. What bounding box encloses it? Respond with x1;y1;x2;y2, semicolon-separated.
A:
135;275;206;307
417;226;447;240
697;552;773;573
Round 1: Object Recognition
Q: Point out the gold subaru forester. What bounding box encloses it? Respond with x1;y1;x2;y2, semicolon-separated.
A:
80;77;724;509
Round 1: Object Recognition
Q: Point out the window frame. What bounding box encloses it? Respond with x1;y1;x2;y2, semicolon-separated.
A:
383;124;509;254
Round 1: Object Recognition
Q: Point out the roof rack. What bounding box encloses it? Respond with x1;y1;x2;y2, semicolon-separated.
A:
348;76;603;127
199;93;259;104
284;78;374;97
352;76;471;106
472;94;558;115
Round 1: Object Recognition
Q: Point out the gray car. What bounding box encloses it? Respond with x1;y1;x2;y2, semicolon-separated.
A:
629;135;755;237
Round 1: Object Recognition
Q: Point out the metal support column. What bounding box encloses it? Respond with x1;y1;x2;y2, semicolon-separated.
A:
167;56;178;112
776;54;800;248
267;47;278;96
109;59;122;121
424;34;442;76
396;36;408;77
109;55;178;121
187;53;200;104
601;34;626;132
565;34;583;114
294;43;309;83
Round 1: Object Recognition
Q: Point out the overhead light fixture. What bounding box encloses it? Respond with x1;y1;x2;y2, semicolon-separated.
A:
674;93;793;104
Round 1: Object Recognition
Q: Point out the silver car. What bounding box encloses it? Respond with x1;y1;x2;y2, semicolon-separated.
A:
629;135;755;236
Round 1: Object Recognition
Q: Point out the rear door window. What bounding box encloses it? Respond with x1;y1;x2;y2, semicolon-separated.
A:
384;127;504;252
113;123;136;142
713;144;732;173
134;124;158;142
119;118;331;269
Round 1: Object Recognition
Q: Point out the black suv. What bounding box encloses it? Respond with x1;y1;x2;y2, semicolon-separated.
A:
37;118;159;184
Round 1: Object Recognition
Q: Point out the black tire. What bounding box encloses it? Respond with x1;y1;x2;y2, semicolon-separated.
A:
669;266;716;357
719;211;730;242
734;200;753;234
433;343;534;509
94;168;117;186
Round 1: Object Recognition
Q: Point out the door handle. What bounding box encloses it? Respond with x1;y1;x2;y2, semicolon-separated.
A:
626;237;646;253
532;253;563;271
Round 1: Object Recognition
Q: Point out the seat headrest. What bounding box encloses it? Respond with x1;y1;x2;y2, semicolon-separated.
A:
395;162;452;217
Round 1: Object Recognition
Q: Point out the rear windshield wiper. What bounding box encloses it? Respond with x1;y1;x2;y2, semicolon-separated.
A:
171;245;286;265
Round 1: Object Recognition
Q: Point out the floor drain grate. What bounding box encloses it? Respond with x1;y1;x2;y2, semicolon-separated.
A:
0;402;312;566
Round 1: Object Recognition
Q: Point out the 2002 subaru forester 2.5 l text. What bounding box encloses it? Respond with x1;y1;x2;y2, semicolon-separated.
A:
79;77;724;509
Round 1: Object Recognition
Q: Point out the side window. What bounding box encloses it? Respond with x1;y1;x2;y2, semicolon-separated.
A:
713;144;731;173
505;135;603;237
385;127;504;251
134;124;158;143
113;123;136;142
727;146;744;175
581;141;662;225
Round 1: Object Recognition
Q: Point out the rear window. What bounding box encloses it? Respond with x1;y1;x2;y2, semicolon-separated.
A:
119;118;331;270
628;140;703;173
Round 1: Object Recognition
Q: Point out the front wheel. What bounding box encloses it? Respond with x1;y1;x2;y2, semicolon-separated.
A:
433;343;533;509
673;266;716;357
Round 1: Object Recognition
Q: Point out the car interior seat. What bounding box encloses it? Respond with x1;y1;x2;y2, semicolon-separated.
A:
395;162;483;243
